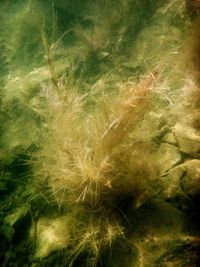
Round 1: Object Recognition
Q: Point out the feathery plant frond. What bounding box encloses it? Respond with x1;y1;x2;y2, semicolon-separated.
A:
33;71;160;265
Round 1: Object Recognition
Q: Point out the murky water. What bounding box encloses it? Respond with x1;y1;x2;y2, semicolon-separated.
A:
0;1;200;266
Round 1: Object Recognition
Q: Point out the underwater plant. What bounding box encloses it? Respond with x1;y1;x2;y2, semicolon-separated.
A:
1;0;199;266
33;71;160;266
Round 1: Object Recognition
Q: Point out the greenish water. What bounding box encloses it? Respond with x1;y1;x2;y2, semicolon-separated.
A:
1;1;200;267
0;0;188;159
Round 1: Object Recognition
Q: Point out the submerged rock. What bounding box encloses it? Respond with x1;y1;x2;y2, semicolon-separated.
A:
160;160;200;205
162;132;177;145
30;216;70;259
3;206;31;241
181;160;200;198
157;239;200;267
157;143;181;174
129;198;200;266
173;123;200;158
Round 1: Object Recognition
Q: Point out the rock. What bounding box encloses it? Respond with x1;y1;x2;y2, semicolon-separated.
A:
157;143;181;174
157;239;200;267
160;166;183;200
173;123;200;157
105;241;138;267
4;206;30;228
30;216;70;259
162;132;177;145
0;223;14;241
142;111;168;143
160;160;200;203
134;238;200;267
181;160;200;198
3;206;31;241
128;198;197;266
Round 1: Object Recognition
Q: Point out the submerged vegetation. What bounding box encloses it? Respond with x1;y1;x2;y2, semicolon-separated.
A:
1;0;200;266
34;73;159;265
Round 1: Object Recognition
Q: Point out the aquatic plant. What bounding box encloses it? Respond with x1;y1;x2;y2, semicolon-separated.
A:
32;71;160;265
0;0;195;266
